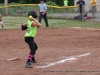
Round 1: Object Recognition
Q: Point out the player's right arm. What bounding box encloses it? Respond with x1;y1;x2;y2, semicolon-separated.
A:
31;18;41;27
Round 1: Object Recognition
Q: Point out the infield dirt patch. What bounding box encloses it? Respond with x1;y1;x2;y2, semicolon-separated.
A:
0;28;100;75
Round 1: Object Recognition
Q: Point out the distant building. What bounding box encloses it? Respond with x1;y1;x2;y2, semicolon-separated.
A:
74;0;100;12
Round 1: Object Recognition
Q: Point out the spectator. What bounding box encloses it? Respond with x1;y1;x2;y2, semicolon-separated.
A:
63;0;68;11
0;14;4;29
38;0;49;28
90;0;97;18
76;0;85;20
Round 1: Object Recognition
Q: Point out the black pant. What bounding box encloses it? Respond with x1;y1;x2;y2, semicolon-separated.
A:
79;5;84;20
25;37;38;55
39;12;49;27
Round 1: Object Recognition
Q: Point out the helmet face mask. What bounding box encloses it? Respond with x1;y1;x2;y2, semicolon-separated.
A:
28;10;38;18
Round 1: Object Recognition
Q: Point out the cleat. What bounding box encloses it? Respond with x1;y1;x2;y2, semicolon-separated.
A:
31;58;37;63
25;62;33;68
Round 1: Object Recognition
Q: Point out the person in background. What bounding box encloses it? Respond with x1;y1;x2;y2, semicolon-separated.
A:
76;0;85;20
0;14;4;29
63;0;68;11
38;0;49;28
90;0;97;18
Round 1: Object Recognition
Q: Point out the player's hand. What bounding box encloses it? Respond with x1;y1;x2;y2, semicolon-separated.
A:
42;12;45;15
21;25;27;31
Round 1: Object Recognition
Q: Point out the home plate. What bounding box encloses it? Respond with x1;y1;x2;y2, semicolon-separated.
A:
7;57;20;61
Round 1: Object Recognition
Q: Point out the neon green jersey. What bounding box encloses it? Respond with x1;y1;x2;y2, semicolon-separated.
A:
25;20;37;37
64;0;68;6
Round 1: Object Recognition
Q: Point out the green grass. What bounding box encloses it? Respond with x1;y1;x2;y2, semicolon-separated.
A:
1;16;100;29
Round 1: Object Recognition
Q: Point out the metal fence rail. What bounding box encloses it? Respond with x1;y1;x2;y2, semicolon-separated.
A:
0;4;100;22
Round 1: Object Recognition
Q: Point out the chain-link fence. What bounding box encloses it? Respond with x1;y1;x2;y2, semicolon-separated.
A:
0;4;100;22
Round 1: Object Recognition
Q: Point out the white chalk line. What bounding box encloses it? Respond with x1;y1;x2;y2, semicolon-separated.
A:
36;53;90;68
69;27;100;31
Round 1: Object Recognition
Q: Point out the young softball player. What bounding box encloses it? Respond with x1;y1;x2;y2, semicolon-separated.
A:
22;10;41;68
0;14;4;29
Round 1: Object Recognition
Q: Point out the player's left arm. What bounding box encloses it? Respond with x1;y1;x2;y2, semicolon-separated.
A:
83;1;85;7
93;0;97;4
22;22;27;26
21;22;27;31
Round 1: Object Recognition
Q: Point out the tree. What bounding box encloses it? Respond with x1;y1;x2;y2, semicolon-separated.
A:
68;0;74;6
0;0;74;6
0;0;4;3
46;0;74;6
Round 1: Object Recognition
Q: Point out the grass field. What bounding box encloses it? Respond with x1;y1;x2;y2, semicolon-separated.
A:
1;16;100;29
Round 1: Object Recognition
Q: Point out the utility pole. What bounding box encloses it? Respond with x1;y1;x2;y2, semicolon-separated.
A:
4;0;8;16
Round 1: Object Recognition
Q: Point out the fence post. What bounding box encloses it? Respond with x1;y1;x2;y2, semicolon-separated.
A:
4;0;8;16
64;8;67;18
51;8;54;17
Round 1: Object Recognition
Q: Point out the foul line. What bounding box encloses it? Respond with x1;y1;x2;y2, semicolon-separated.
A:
69;27;100;31
36;53;90;68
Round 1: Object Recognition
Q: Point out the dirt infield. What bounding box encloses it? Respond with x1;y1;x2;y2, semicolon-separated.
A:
0;28;100;75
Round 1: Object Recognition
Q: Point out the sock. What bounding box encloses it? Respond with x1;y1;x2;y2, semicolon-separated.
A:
27;54;33;62
32;54;35;60
32;57;35;61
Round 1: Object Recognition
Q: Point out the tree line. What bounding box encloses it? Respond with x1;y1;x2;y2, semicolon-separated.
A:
0;0;74;6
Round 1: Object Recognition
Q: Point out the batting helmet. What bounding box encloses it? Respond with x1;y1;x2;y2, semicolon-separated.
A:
28;10;38;18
